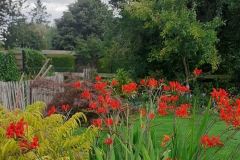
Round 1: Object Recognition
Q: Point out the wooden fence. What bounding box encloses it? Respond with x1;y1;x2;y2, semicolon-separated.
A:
0;74;64;110
0;70;114;110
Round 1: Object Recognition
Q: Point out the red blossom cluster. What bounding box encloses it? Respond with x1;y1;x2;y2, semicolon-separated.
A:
211;88;240;127
201;135;223;148
104;137;113;145
193;68;203;76
6;118;27;138
157;81;191;118
111;79;119;87
92;118;114;128
140;78;161;89
161;135;171;147
163;81;190;93
6;119;39;151
122;82;138;94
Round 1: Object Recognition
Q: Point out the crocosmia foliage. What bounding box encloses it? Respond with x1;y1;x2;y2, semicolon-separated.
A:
0;102;97;160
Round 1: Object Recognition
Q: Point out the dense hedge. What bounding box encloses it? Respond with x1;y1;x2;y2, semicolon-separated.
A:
0;51;20;81
49;55;76;72
24;49;46;75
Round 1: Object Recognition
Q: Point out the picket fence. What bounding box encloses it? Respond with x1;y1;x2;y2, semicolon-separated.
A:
0;74;64;110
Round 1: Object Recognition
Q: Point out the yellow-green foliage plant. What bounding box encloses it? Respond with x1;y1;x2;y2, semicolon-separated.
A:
0;102;98;160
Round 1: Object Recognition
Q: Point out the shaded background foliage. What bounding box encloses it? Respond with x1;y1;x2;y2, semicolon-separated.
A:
1;0;240;88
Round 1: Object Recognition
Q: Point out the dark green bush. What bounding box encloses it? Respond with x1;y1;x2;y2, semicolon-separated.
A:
0;51;20;81
50;55;76;72
24;49;46;75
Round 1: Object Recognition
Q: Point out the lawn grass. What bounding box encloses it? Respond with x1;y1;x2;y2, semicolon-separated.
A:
149;116;240;160
75;115;240;159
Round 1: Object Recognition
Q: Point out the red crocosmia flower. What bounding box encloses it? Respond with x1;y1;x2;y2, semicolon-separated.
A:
48;106;57;116
211;88;228;103
81;90;91;100
122;82;137;94
97;107;107;114
158;102;168;116
71;81;81;89
104;138;113;145
109;99;121;110
163;85;170;91
147;78;158;88
6;122;15;138
139;108;146;117
111;79;119;86
105;118;113;127
193;68;202;76
170;95;179;102
140;79;147;86
6;119;27;138
94;82;107;92
105;94;112;104
175;104;190;118
30;136;39;149
148;113;155;120
161;135;171;147
61;104;70;112
89;102;97;110
201;135;223;148
96;75;102;81
98;95;105;103
92;118;102;128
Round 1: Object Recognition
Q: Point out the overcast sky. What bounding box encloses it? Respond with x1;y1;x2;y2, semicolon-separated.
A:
24;0;110;25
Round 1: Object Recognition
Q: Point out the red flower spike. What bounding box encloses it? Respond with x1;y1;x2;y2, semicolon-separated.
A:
148;113;155;120
201;135;223;148
158;102;168;116
92;118;102;128
89;102;97;110
104;138;113;145
111;79;119;87
71;81;81;89
6;119;28;139
94;82;107;92
109;99;121;110
81;90;91;100
30;136;39;149
147;78;158;88
140;79;147;86
105;118;113;127
161;135;171;147
48;106;57;116
175;104;191;118
96;75;102;81
61;104;70;112
97;107;107;114
193;68;202;76
122;82;138;94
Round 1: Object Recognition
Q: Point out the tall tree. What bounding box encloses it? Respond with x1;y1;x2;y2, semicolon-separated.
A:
53;0;113;50
102;0;222;81
3;18;51;50
0;0;26;38
29;0;50;24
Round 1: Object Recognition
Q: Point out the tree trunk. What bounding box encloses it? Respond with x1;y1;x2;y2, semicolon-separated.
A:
182;56;190;88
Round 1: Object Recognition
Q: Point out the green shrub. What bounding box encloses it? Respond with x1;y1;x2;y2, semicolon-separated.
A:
0;51;20;81
50;55;76;72
24;49;46;75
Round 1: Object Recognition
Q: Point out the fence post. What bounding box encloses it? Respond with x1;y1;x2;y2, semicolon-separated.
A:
83;68;97;80
22;50;26;72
